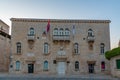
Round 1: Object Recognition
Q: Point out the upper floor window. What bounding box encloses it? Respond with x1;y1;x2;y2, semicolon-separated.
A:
88;29;94;37
74;43;79;54
59;28;64;36
44;43;49;54
29;28;35;36
75;61;79;70
65;28;70;36
101;61;105;70
16;42;21;54
16;61;20;71
44;61;48;70
100;43;105;54
116;59;120;69
53;28;58;36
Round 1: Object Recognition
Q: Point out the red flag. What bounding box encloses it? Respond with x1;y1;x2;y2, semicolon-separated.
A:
46;20;50;33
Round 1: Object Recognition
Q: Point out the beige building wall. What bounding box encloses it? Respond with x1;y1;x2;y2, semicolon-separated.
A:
0;20;10;72
10;18;111;75
0;20;9;34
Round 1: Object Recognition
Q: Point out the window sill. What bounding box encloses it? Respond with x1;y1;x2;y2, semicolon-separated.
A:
43;69;49;71
43;52;50;55
75;69;79;71
101;69;105;71
15;69;20;71
16;53;22;55
73;53;80;55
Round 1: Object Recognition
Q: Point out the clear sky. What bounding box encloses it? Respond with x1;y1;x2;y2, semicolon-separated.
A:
0;0;120;49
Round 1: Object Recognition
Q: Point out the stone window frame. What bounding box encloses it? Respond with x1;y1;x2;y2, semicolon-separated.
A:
43;60;49;71
53;28;58;36
16;61;20;71
43;42;49;54
75;61;79;70
88;29;94;37
28;27;35;36
16;42;22;54
74;43;79;54
100;43;105;54
59;28;64;36
65;28;70;36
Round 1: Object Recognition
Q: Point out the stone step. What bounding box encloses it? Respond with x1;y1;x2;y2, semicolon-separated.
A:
0;77;118;80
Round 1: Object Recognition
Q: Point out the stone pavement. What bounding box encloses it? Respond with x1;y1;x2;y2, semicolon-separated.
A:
0;73;119;80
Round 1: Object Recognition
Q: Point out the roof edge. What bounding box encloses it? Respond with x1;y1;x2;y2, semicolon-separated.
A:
10;18;111;23
0;19;9;28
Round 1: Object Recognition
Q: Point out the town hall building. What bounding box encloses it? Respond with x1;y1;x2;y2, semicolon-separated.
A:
9;18;111;75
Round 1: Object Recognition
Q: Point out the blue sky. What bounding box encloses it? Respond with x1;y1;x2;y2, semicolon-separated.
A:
0;0;120;49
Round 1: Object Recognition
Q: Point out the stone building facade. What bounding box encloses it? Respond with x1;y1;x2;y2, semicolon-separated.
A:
10;18;111;75
0;20;11;72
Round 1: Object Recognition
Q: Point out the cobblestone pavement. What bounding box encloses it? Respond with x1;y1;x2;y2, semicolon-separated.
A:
0;73;119;80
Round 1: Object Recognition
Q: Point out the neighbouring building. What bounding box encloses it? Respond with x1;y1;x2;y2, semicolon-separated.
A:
0;20;11;72
109;42;120;77
10;18;111;75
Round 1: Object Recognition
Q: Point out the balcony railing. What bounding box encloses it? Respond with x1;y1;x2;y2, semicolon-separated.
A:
87;36;95;42
53;35;70;41
27;34;35;41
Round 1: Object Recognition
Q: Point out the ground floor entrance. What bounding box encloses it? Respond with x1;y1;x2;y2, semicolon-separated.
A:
28;64;34;73
57;62;66;75
88;64;94;73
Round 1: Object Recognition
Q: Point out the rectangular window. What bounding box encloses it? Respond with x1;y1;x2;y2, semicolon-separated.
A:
101;47;104;54
17;46;21;53
16;42;21;54
44;43;49;54
116;59;120;69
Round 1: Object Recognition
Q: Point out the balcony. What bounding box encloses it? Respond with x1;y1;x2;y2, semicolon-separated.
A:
53;35;70;41
27;34;35;41
87;36;95;42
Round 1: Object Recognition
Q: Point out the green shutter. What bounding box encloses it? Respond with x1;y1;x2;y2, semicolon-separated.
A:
116;59;120;69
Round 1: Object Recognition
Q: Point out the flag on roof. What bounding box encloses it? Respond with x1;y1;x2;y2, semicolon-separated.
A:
46;20;50;33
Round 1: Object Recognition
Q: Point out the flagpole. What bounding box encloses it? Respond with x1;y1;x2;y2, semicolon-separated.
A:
72;25;75;41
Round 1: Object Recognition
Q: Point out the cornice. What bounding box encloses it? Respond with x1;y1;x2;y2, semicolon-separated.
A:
10;18;111;23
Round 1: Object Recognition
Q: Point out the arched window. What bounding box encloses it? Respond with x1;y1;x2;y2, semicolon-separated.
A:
16;61;20;71
44;43;49;54
16;42;21;54
74;43;79;54
88;29;94;37
29;28;35;36
44;61;48;70
101;61;105;70
65;28;70;36
75;61;79;70
100;43;105;54
59;28;64;36
53;28;58;36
